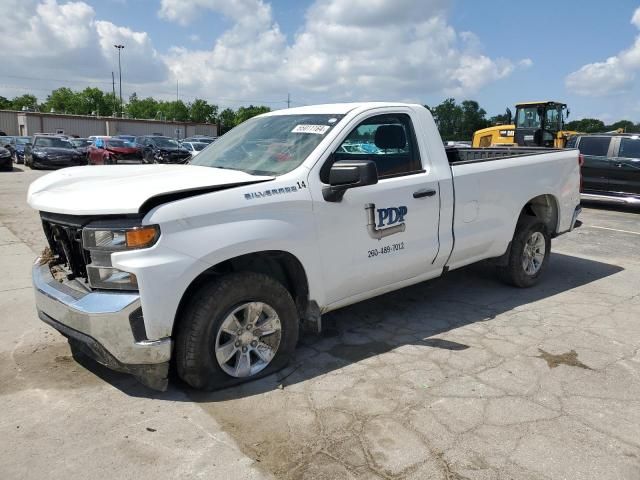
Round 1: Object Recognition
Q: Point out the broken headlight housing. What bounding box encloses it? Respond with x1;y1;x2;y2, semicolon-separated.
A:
82;225;160;290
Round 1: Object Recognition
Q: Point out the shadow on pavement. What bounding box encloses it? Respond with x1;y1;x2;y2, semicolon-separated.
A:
77;252;624;400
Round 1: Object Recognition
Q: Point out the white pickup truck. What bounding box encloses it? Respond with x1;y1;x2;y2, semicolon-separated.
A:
28;103;582;390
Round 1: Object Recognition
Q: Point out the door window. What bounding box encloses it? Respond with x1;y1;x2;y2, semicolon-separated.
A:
324;114;422;182
577;137;610;157
618;138;640;158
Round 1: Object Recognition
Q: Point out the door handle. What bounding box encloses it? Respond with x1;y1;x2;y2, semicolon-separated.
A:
413;188;436;199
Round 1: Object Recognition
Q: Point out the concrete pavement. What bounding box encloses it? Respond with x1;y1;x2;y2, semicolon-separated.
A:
1;166;639;479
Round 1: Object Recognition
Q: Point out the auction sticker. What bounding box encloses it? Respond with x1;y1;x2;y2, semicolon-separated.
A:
291;124;330;134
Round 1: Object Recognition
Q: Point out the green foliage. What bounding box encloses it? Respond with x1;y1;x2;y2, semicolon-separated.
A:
565;118;605;133
158;100;190;122
218;108;237;133
189;99;218;123
9;94;39;111
428;98;490;141
235;105;271;124
0;96;10;110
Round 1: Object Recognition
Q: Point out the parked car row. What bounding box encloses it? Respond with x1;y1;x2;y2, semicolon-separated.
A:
0;133;217;170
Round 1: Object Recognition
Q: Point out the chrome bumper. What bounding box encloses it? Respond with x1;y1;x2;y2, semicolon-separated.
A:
33;259;171;389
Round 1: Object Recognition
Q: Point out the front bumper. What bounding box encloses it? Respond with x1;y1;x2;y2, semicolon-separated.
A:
32;260;171;390
0;155;11;170
32;157;86;169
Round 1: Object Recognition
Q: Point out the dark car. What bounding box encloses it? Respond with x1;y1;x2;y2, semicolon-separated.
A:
24;135;87;170
135;135;191;164
88;137;142;165
12;136;32;164
0;146;12;171
69;138;92;157
568;134;640;205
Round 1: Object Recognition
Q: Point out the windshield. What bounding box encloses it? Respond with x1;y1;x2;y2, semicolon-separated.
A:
192;143;207;151
515;107;541;129
191;114;343;175
16;137;31;145
106;139;128;148
36;137;73;148
71;139;91;147
154;137;180;148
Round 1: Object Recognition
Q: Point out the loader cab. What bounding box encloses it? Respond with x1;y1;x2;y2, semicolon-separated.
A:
514;101;567;148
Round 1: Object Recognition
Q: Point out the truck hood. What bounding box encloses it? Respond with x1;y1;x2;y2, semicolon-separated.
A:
27;164;274;216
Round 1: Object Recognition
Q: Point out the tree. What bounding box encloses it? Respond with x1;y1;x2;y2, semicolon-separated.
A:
189;99;217;123
460;100;490;140
11;94;39;111
430;98;463;141
0;96;10;110
127;96;159;119
565;118;605;133
235;105;270;124
159;100;189;122
218;108;237;133
605;120;637;133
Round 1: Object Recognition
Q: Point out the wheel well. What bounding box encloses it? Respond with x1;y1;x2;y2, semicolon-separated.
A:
172;251;310;337
520;194;559;235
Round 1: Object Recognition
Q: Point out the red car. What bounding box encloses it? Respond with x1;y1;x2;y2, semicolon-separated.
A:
87;137;142;165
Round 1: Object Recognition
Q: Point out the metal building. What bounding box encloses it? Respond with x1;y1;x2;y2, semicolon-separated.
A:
0;110;217;139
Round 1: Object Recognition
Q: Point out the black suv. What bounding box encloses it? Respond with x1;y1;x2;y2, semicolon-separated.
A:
24;135;87;170
568;134;640;205
135;135;191;164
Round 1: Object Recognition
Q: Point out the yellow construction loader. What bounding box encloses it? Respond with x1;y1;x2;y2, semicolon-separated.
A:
472;101;578;148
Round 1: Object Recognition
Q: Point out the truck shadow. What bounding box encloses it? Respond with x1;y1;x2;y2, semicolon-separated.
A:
80;252;624;400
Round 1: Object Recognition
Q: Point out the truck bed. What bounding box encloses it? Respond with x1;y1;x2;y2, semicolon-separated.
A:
445;146;563;165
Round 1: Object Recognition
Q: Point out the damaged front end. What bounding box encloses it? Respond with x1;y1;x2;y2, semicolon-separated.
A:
32;213;171;391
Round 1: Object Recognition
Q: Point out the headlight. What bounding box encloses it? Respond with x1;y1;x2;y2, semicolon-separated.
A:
83;225;159;250
82;225;159;290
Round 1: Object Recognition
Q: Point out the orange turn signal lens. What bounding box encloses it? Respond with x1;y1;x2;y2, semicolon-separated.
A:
125;226;159;248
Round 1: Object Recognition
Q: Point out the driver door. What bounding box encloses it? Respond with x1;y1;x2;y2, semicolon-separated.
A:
310;110;442;305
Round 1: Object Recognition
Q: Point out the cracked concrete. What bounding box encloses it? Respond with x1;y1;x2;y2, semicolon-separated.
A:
1;168;639;479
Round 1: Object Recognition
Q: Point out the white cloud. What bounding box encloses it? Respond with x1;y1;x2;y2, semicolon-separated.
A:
0;0;168;99
0;0;526;106
566;7;640;96
519;58;534;68
164;0;527;104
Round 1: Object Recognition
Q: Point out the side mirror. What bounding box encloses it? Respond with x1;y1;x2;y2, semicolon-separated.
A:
322;160;378;202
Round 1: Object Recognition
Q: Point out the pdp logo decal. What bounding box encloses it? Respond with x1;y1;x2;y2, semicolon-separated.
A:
365;203;407;240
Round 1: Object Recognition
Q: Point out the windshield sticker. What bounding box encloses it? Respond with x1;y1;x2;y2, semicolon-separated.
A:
291;124;330;135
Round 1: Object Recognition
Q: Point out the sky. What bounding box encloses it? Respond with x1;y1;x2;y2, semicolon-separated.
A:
1;0;640;121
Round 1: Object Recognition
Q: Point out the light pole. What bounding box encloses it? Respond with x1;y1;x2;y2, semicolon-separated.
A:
114;44;124;117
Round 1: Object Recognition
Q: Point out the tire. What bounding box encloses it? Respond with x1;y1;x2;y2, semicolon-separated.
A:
176;272;299;390
497;216;551;288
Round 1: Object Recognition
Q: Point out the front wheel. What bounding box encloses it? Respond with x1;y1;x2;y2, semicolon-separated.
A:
498;216;551;288
176;272;299;390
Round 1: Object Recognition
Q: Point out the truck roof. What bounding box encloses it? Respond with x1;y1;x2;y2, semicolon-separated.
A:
265;102;423;116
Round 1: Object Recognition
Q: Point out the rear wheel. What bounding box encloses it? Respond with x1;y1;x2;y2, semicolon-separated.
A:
176;272;299;390
498;216;551;288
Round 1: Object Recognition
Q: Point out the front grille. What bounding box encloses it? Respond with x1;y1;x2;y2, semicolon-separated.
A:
41;215;90;279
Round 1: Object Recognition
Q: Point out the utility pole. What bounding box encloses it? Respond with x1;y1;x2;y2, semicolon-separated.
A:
287;92;290;108
114;44;125;117
176;79;179;103
111;72;116;116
